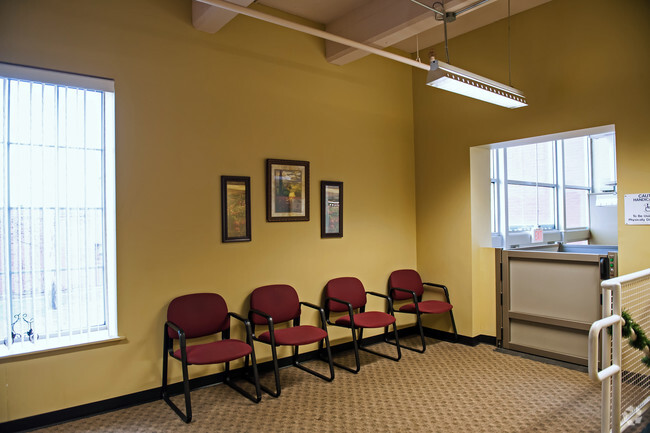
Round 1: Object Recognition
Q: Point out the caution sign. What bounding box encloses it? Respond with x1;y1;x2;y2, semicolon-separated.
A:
625;193;650;225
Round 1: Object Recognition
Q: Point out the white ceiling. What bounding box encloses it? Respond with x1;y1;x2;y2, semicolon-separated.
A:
192;0;550;65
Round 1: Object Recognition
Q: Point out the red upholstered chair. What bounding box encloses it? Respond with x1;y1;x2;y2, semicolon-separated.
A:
249;284;334;397
388;269;458;353
162;293;261;423
325;277;401;373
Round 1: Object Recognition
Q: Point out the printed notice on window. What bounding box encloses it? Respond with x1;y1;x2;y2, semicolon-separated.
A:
625;193;650;225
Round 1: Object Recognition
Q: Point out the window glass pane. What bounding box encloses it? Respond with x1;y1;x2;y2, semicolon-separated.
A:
592;134;616;193
506;142;554;184
565;188;589;228
490;149;497;179
9;80;30;145
0;79;4;141
43;85;57;147
86;91;103;150
564;137;589;187
507;185;555;231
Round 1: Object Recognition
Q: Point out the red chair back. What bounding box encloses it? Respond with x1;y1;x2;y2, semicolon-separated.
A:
326;277;367;311
389;269;425;300
167;293;229;339
250;284;301;325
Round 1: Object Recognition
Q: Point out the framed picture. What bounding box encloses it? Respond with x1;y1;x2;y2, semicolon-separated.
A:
321;181;343;238
266;159;310;222
221;176;251;242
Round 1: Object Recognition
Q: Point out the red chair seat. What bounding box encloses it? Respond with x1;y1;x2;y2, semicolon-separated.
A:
335;311;396;328
258;325;327;346
173;339;252;365
399;300;453;314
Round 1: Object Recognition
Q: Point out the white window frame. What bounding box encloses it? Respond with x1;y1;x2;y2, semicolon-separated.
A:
489;125;615;249
0;63;117;357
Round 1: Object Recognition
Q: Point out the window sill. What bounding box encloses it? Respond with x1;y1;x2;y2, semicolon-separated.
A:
0;335;127;362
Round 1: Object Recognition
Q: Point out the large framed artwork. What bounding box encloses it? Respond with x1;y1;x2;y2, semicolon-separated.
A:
266;159;310;222
321;181;343;238
221;176;251;242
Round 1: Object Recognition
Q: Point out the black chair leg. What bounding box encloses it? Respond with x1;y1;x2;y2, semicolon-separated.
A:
292;340;335;382
359;322;402;361
161;333;193;423
416;312;427;353
388;309;459;352
332;324;401;373
330;326;362;373
162;354;192;423
257;342;282;398
449;309;459;342
224;356;262;403
385;312;426;353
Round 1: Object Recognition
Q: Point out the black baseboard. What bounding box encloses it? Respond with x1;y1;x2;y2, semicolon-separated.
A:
2;326;494;432
422;327;496;347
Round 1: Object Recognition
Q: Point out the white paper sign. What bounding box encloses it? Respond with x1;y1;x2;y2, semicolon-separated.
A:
625;193;650;225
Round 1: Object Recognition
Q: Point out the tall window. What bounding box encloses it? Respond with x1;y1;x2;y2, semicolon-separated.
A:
0;63;116;357
490;128;616;248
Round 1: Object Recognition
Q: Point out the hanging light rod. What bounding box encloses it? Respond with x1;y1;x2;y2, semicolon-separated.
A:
197;0;526;108
409;0;493;21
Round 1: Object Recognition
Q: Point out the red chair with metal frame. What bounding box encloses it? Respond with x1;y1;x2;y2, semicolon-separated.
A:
324;277;401;373
162;293;261;423
249;284;335;397
388;269;458;353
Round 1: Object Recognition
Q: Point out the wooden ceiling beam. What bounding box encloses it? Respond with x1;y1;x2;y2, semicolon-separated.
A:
192;0;254;33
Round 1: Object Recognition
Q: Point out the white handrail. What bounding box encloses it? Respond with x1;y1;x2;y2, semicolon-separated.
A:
588;314;622;382
591;268;650;433
602;268;650;288
590;278;623;433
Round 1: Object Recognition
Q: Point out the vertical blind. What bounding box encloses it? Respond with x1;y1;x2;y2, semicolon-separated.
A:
0;63;116;356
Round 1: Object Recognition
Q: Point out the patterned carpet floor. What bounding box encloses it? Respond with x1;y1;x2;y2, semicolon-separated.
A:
32;338;637;432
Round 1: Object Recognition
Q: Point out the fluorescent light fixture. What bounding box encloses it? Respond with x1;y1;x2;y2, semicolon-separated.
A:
426;60;527;109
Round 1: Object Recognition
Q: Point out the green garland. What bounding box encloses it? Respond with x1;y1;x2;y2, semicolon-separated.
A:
615;310;650;367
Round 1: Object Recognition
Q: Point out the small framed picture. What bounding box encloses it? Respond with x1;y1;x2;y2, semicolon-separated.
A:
221;176;251;242
321;181;343;238
266;159;310;222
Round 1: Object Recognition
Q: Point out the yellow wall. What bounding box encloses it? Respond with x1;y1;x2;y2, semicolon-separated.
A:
413;0;650;337
0;0;418;422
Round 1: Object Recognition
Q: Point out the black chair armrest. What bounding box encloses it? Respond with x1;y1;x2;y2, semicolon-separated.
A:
164;321;187;357
325;296;354;314
249;308;274;325
228;312;254;342
299;301;328;330
165;321;185;339
300;301;324;312
229;311;248;323
423;282;451;303
248;308;276;344
390;287;418;303
324;296;356;327
366;291;396;314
